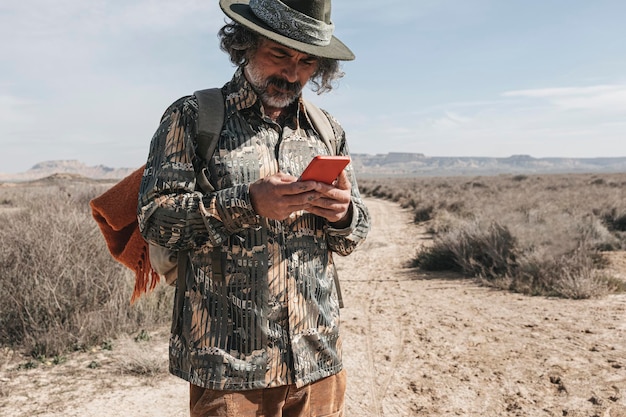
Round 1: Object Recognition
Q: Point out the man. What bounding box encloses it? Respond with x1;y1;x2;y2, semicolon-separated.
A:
137;0;370;415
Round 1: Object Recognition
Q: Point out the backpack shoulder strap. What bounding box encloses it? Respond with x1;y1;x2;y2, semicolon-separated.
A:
302;98;337;156
194;88;225;160
193;88;225;193
169;88;226;311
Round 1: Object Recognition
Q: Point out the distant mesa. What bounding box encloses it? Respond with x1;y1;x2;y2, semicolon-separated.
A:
0;160;135;183
351;153;626;177
506;154;534;160
386;152;426;162
1;154;626;182
30;160;87;171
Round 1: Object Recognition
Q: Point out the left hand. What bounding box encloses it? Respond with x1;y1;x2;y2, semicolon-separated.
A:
304;170;353;227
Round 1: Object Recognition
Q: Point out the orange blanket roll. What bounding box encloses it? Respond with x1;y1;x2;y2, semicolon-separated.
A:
89;165;160;303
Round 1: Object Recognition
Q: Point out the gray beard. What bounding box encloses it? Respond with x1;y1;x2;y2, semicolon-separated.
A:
245;63;303;109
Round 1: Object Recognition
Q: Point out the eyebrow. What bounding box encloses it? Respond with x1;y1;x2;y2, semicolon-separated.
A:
269;45;317;61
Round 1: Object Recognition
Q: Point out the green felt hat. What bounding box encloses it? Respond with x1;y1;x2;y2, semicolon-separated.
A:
219;0;355;61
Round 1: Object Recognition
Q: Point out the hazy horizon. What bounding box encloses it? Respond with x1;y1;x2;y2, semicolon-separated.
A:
3;152;626;177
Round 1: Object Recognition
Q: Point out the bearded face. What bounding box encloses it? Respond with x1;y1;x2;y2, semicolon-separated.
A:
243;39;319;109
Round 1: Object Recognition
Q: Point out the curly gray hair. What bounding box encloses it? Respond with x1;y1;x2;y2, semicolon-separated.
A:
218;22;344;94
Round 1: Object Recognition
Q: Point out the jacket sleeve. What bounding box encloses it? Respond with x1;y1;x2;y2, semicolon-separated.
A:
137;96;259;250
322;112;371;256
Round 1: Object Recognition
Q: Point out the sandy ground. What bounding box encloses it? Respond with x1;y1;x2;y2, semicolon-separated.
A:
2;197;626;417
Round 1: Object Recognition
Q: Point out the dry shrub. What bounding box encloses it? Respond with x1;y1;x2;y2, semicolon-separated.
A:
413;204;434;223
413;220;618;298
361;172;626;299
412;241;458;272
449;222;518;280
118;354;167;377
512;250;622;298
114;336;168;377
577;215;621;251
414;221;517;281
553;260;616;299
600;206;626;232
0;184;172;356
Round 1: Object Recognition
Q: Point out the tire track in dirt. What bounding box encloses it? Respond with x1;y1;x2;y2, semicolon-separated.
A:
363;284;383;417
359;277;410;416
337;198;426;416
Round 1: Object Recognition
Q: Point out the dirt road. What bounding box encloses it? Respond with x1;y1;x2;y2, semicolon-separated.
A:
340;199;626;417
2;198;625;416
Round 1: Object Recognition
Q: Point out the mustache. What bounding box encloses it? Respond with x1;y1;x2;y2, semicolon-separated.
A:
264;76;302;95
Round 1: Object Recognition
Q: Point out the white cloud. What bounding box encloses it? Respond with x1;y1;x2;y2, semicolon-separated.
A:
503;85;617;98
503;84;626;111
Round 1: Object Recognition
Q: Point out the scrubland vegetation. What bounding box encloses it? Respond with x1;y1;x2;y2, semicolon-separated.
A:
0;181;172;358
1;172;625;358
359;172;626;299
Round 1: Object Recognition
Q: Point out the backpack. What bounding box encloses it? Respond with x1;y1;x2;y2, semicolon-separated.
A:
149;88;344;307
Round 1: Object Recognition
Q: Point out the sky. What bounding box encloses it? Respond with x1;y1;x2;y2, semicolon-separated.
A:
2;0;626;173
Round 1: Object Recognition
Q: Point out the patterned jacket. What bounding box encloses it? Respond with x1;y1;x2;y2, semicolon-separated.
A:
137;68;370;390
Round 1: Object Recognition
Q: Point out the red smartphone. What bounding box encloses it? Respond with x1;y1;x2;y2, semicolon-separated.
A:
300;155;351;184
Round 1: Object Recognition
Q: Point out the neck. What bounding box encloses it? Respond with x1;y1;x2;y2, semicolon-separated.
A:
262;104;285;122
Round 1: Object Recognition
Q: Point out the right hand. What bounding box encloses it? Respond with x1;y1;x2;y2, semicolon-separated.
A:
249;172;319;220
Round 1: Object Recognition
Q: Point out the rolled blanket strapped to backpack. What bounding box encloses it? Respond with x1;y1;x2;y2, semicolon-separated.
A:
89;165;160;303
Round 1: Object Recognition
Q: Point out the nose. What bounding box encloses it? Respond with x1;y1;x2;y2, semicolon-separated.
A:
282;60;299;83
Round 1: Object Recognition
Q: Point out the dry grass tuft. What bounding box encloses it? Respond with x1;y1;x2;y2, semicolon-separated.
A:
116;349;168;377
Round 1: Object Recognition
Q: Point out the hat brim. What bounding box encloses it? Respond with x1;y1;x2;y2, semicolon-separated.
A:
219;0;355;61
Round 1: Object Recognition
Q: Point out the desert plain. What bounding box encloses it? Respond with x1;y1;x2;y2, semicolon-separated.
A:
1;197;625;416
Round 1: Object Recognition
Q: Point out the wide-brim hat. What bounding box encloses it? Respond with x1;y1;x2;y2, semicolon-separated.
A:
219;0;355;61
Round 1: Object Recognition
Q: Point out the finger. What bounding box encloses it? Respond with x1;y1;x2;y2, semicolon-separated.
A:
334;170;351;190
312;187;351;205
286;190;323;209
312;177;351;198
309;195;348;209
274;172;298;183
305;204;349;223
279;179;318;195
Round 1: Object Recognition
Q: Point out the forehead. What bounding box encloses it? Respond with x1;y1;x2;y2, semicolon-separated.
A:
258;38;317;59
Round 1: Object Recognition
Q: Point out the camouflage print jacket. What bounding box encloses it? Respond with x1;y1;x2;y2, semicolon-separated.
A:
137;68;370;390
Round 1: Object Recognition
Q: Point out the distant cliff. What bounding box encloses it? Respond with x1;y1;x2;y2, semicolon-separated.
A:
1;154;626;182
351;153;626;177
0;160;135;183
